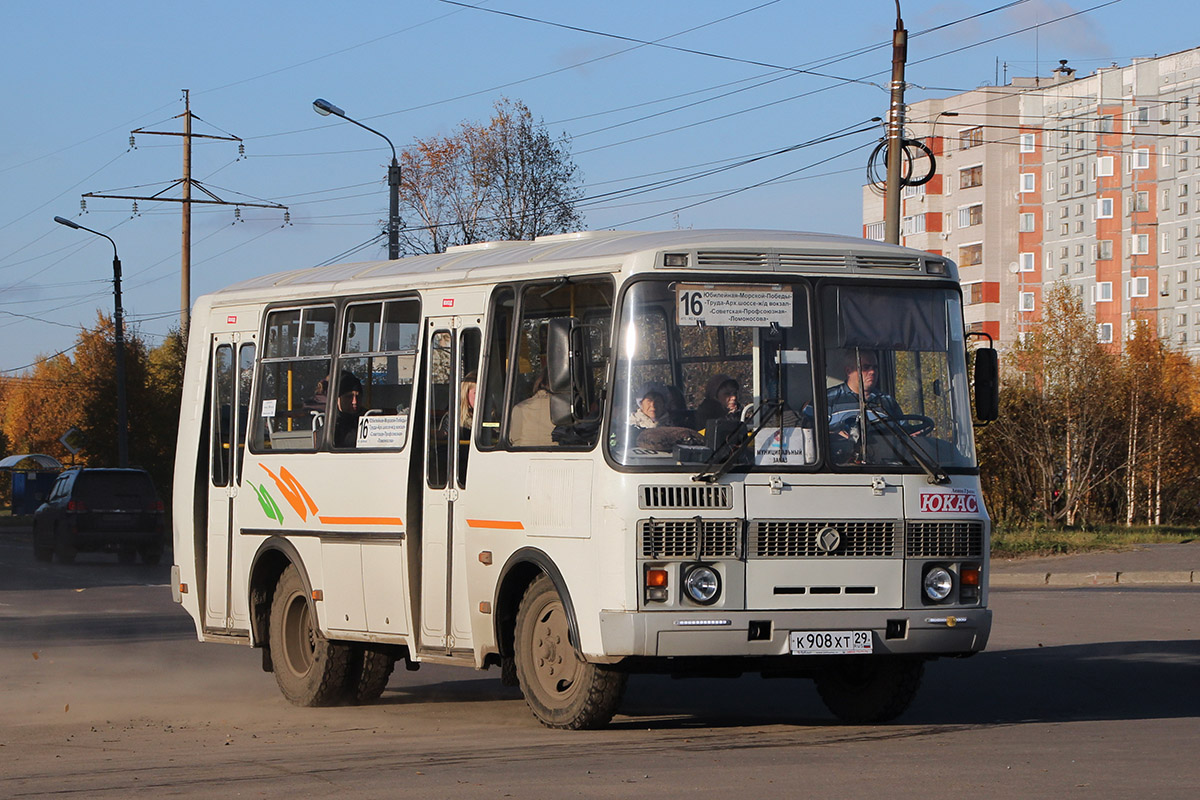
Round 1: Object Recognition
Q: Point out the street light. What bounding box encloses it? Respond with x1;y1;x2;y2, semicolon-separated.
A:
313;98;400;260
53;216;129;468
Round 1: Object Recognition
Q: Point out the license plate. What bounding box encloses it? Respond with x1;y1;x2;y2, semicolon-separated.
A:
789;630;873;655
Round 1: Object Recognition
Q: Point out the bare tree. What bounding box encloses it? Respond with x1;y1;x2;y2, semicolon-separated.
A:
397;99;583;255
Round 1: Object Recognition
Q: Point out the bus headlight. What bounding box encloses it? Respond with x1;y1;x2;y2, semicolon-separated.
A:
682;564;721;605
923;566;954;602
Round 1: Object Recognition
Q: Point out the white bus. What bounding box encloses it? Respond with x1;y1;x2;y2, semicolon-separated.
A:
172;229;999;729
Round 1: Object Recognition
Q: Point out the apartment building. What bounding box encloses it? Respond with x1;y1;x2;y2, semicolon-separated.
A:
863;46;1200;358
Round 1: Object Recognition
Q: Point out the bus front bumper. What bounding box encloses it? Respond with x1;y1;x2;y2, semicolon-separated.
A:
597;607;991;659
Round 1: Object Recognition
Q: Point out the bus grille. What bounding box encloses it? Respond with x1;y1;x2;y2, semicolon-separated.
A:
906;520;984;558
749;520;897;558
639;484;732;510
639;518;742;559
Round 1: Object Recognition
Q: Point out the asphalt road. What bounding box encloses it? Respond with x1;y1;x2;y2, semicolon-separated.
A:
1;528;1198;798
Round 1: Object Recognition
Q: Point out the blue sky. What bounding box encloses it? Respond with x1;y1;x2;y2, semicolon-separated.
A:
1;0;1190;373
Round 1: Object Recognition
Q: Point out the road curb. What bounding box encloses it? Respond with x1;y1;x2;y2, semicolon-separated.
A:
992;570;1196;587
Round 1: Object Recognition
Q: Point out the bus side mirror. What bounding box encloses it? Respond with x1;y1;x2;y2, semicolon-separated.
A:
973;347;999;421
546;317;597;426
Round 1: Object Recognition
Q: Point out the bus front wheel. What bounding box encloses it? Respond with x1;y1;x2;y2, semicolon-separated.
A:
269;564;349;707
514;574;626;730
814;655;924;724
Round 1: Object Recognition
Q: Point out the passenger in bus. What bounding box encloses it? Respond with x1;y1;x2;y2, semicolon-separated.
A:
826;351;902;439
458;371;477;440
509;370;555;447
628;386;674;430
333;371;365;448
696;374;741;431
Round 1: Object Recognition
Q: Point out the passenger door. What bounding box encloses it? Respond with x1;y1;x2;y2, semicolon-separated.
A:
418;321;479;652
204;333;255;632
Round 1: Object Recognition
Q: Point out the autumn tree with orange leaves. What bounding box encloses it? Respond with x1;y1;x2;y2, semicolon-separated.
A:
0;315;185;510
398;98;582;254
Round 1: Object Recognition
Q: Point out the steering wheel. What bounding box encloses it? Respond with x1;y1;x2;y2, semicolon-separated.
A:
866;413;935;437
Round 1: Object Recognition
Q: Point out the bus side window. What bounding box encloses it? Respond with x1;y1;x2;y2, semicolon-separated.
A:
253;306;334;452
335;297;420;451
478;286;514;450
506;278;613;449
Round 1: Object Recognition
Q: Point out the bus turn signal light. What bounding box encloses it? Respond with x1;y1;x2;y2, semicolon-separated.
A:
960;566;981;586
645;568;668;603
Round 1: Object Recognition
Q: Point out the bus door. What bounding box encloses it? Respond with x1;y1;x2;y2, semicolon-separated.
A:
204;332;255;632
419;321;480;652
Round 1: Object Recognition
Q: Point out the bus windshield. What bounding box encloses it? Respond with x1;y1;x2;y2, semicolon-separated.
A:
608;279;975;473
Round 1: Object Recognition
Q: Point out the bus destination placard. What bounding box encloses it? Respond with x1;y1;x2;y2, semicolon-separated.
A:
676;284;792;327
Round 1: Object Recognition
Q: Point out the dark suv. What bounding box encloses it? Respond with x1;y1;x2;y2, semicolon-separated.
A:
33;468;166;564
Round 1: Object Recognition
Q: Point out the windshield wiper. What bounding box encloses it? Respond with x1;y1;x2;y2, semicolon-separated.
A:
863;399;950;485
693;400;789;484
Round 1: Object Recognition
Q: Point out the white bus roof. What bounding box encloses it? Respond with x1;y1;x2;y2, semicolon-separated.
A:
209;229;950;304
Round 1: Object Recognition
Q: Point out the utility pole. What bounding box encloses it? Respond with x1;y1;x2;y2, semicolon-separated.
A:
884;1;908;245
83;90;287;337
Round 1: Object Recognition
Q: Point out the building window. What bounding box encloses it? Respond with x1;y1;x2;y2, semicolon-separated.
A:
1182;157;1190;171
1132;106;1150;126
1133;234;1150;255
1019;212;1036;232
1098;240;1113;260
1097;197;1114;218
1094;282;1113;302
1020;173;1036;193
959;165;983;188
901;214;926;235
968;283;983;305
902;183;926;199
959;127;983;149
1162;232;1170;254
1134;148;1150;169
864;221;885;241
1179;244;1189;258
1181;202;1190;216
1098;323;1114;343
1099;116;1114;133
1019;252;1036;272
1134;192;1150;213
1097;156;1114;177
1020;133;1036;152
958;243;982;266
1180;288;1189;301
1020;292;1036;312
958;204;983;227
1132;276;1150;297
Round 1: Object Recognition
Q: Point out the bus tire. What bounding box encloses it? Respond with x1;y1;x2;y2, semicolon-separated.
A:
344;646;394;704
514;574;626;730
814;655;924;724
269;564;349;707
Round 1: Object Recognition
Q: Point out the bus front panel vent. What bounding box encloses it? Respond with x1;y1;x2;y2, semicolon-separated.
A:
638;518;742;559
639;484;732;510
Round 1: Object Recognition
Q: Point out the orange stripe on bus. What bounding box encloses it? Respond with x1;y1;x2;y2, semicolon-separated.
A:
466;519;525;530
317;516;404;526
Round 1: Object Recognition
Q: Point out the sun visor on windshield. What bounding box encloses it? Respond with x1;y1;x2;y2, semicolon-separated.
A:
835;287;948;351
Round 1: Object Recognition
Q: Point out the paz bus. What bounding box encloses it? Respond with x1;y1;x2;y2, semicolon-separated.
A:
172;229;999;729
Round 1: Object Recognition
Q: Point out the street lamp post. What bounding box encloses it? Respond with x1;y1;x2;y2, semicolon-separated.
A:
53;216;129;468
313;98;400;260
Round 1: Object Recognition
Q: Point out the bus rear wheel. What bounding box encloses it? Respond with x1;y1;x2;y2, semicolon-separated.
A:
269;564;349;707
344;646;395;704
514;574;626;730
814;655;924;724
